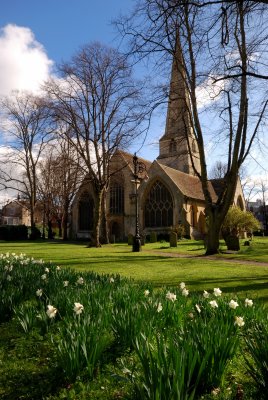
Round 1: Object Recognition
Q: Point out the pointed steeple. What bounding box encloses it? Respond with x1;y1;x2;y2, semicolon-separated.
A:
157;33;201;175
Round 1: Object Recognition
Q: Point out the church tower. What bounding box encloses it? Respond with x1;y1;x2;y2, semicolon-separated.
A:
157;35;201;175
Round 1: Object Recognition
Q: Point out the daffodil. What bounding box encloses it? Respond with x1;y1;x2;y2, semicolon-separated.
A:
77;277;84;285
180;282;186;289
73;302;84;315
213;288;222;297
182;288;189;297
166;291;177;302
234;316;245;327
195;304;201;313
36;289;43;297
229;300;239;309
46;305;57;319
157;303;163;312
209;300;218;308
203;290;210;298
245;298;253;307
144;289;150;296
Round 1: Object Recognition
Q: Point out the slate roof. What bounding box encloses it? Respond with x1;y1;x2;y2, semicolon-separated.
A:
156;161;218;202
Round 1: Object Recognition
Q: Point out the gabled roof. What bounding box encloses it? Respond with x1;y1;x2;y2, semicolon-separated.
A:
154;161;218;202
114;150;152;173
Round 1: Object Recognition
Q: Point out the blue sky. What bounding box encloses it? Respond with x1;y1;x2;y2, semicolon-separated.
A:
0;0;267;200
0;0;161;161
0;0;132;63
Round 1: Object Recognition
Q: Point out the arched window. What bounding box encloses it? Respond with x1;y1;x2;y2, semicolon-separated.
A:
144;180;173;227
109;179;124;215
78;192;94;230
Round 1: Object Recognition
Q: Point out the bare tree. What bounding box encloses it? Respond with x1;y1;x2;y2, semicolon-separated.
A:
45;42;147;247
116;0;268;254
209;161;228;179
0;91;52;237
37;140;84;240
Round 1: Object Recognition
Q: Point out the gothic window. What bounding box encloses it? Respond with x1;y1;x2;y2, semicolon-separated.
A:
110;180;124;215
78;191;94;230
144;180;173;227
169;139;176;154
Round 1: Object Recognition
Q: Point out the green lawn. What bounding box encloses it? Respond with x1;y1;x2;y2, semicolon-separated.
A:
0;238;267;303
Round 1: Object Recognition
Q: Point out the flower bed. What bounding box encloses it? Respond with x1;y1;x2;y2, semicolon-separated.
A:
0;252;267;399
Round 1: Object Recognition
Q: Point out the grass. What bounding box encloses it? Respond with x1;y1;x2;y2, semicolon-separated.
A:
0;248;267;400
0;237;267;303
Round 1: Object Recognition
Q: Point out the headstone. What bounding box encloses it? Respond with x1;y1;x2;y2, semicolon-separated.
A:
170;231;178;247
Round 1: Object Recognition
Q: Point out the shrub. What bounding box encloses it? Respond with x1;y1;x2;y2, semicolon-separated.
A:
29;226;41;240
0;224;28;240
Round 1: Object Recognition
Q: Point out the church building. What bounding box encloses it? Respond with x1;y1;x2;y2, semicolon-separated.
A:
71;42;245;242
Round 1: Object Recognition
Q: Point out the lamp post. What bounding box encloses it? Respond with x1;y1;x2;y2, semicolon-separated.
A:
132;153;147;252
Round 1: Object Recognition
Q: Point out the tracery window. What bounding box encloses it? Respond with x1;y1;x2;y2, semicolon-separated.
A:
78;191;94;230
109;180;124;215
144;180;173;227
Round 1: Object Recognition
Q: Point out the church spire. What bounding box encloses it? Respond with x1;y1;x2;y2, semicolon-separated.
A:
157;33;201;175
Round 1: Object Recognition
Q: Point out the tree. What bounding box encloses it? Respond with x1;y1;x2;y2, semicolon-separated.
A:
222;206;260;239
0;91;52;237
45;42;147;247
37;140;84;240
209;161;228;179
116;0;268;254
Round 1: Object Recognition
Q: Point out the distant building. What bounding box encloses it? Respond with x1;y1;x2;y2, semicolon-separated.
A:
0;198;43;227
1;199;31;226
247;199;268;232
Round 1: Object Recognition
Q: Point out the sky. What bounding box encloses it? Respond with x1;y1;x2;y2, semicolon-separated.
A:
0;0;267;204
0;0;163;160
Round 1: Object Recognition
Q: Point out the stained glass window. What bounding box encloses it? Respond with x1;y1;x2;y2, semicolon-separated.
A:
144;180;173;227
110;180;124;215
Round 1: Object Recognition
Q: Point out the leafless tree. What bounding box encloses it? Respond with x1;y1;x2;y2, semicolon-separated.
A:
45;42;148;247
116;0;268;254
37;140;84;240
0;91;52;237
209;161;228;179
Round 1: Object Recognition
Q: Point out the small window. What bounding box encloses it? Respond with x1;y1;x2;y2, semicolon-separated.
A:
169;139;176;154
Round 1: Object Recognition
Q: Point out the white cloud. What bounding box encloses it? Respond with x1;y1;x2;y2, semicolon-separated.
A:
196;76;225;109
0;24;54;96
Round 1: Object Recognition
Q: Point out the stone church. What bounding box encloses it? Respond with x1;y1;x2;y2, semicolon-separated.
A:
71;44;245;242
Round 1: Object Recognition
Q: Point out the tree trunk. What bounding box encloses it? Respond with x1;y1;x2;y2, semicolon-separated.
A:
101;190;109;244
92;189;104;247
205;209;224;255
57;219;62;237
62;199;69;241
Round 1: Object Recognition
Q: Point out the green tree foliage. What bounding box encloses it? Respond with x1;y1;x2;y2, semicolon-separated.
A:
222;206;260;237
